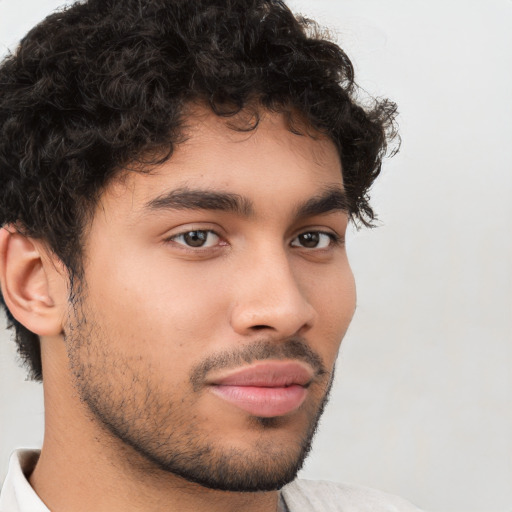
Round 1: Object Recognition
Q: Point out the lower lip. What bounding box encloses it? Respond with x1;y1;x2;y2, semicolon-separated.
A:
209;384;307;417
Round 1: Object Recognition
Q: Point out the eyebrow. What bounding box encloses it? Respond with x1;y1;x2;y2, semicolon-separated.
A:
143;185;349;219
144;187;254;217
295;186;349;218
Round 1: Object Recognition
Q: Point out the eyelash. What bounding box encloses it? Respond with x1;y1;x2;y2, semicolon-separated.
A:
166;229;343;250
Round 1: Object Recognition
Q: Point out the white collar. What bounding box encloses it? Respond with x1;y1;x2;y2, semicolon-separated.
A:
0;449;49;512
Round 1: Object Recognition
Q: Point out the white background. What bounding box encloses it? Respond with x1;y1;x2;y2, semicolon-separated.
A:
1;1;511;511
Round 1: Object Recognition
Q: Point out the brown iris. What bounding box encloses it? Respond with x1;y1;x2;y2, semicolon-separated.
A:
297;232;320;248
183;231;208;247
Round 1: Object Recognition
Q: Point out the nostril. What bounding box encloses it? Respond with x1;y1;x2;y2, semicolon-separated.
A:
251;325;271;331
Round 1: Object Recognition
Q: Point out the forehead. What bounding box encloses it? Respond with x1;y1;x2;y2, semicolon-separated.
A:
103;108;343;215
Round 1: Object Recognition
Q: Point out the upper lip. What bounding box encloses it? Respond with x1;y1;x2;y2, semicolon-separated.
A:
207;361;314;387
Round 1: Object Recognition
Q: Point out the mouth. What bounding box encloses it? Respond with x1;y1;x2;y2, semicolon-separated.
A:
207;361;313;418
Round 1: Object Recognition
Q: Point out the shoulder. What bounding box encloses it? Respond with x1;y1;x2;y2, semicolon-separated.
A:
281;479;422;512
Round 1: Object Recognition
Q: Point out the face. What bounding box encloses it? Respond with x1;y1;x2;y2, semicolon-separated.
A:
65;109;356;491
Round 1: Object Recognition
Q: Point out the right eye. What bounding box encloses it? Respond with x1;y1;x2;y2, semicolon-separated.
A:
169;230;221;248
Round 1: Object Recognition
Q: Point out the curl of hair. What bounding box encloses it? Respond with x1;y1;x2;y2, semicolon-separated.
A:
0;0;398;381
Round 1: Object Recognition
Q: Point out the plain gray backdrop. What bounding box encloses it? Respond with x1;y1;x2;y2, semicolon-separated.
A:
1;1;511;511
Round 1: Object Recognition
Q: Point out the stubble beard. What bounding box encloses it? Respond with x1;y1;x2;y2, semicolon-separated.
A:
64;295;336;492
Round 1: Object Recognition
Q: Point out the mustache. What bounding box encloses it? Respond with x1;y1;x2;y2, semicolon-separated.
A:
190;337;328;391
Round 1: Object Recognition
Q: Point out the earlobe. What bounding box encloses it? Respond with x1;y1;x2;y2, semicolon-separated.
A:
0;227;65;336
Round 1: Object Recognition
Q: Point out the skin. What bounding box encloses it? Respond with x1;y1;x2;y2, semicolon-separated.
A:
0;108;356;512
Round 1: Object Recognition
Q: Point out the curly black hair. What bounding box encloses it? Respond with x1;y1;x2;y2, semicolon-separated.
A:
0;0;397;381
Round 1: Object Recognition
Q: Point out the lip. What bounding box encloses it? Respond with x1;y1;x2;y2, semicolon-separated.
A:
208;361;313;417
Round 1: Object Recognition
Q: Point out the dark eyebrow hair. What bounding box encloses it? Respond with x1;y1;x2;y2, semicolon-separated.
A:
144;187;254;216
295;186;349;218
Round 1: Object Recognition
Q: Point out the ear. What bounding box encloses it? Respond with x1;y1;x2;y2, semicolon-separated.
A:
0;226;67;336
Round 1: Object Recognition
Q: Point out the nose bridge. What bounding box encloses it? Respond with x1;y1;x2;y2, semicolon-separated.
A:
229;241;316;336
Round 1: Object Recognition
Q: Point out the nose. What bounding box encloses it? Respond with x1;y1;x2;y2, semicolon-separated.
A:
229;247;317;338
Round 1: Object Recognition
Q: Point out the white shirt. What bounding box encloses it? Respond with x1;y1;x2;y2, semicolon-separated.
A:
0;450;422;512
0;450;49;512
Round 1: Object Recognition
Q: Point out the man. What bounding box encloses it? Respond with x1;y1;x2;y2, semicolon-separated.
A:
0;0;419;510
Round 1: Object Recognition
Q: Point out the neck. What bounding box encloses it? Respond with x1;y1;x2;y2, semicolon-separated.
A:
30;451;279;512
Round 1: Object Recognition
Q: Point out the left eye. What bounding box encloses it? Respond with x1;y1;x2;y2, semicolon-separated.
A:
290;232;333;249
170;230;220;248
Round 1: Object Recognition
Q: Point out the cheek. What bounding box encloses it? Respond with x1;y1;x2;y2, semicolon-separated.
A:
332;263;357;325
83;248;230;359
306;261;356;363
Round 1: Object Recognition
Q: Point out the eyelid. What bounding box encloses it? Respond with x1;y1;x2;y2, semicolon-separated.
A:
162;222;224;240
